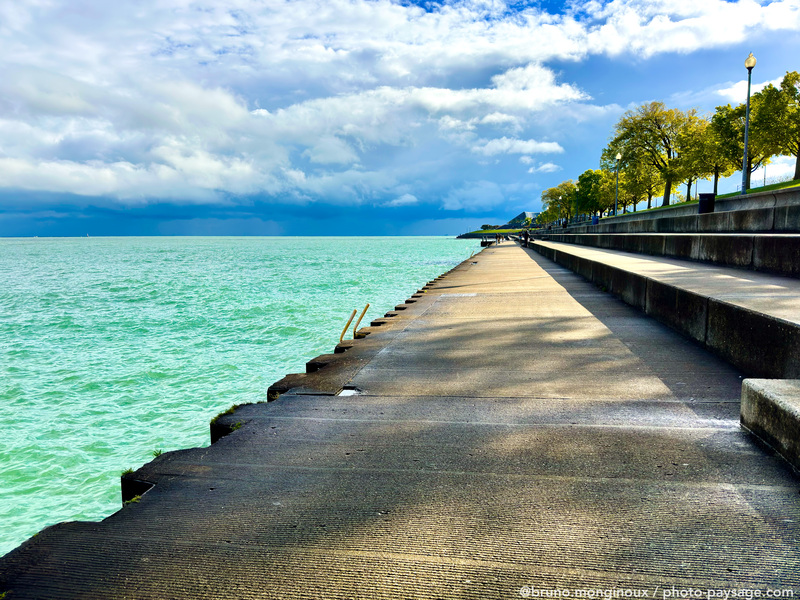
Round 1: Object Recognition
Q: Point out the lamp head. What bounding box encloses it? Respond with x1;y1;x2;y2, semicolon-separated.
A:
615;153;622;161
745;53;756;70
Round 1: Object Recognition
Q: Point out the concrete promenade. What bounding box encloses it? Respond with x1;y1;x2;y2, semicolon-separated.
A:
2;242;799;598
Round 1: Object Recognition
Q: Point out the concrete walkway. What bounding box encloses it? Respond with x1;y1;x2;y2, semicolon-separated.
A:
2;243;799;599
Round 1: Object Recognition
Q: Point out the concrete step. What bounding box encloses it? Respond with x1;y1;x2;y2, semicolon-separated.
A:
741;379;800;472
534;232;800;278
530;240;800;380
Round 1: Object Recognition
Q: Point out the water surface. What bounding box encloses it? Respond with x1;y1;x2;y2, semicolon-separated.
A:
0;236;475;556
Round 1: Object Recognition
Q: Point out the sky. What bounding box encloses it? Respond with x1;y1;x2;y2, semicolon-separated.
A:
1;0;799;236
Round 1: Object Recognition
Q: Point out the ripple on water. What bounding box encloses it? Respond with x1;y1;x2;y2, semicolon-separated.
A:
0;236;476;556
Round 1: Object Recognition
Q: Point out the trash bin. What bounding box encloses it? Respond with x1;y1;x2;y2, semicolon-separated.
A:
698;193;715;214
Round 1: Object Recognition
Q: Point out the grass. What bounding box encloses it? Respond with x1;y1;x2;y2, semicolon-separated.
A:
152;449;163;458
211;403;243;425
124;495;141;505
121;467;134;476
717;177;800;199
467;228;523;235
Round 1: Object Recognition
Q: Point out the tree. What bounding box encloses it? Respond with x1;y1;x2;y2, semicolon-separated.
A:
752;71;800;181
607;102;696;207
675;113;713;202
536;205;559;226
541;181;577;221
620;151;662;210
712;100;776;191
703;110;741;194
575;169;615;216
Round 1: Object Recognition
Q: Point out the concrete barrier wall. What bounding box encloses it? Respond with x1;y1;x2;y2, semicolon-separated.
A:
536;233;800;277
532;241;800;379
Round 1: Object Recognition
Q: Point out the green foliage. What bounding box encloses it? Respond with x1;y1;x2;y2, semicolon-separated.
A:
211;403;243;425
606;102;698;207
535;73;800;216
152;449;163;458
470;228;522;234
121;468;134;476
124;495;141;505
541;180;577;221
752;71;800;180
575;169;615;215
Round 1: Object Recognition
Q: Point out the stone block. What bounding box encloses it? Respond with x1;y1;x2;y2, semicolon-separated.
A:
653;217;676;233
696;235;754;268
628;234;665;256
306;353;338;373
592;263;647;311
696;212;729;233
774;204;800;232
753;235;800;277
741;378;800;471
706;300;800;378
573;255;594;281
608;235;627;251
669;215;700;233
645;280;708;343
728;207;774;232
663;235;696;260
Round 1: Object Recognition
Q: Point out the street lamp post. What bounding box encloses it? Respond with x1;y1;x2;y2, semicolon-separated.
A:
741;52;757;195
614;153;622;215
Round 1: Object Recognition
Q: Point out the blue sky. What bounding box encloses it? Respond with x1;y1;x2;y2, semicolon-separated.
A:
1;0;799;236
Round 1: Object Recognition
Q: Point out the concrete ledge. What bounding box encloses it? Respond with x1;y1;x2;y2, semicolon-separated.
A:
531;240;800;379
645;280;708;344
707;301;800;378
741;379;800;471
536;233;800;277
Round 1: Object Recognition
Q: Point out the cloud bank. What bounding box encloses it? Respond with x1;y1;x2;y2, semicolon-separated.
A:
0;0;798;224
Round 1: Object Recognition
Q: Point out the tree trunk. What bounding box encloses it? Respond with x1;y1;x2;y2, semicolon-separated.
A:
794;145;800;181
713;166;719;195
661;179;672;207
686;180;691;203
745;157;752;191
647;193;652;210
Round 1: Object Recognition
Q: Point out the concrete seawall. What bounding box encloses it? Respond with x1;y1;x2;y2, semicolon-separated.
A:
2;242;798;598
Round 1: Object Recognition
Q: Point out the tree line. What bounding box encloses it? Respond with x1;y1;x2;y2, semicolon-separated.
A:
537;70;800;224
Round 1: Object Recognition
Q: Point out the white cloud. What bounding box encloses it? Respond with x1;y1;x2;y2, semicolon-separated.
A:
754;155;797;182
715;76;783;104
385;193;418;207
474;137;564;156
0;0;799;210
527;162;561;174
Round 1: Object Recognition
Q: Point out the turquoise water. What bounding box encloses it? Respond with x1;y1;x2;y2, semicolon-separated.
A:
0;236;475;556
